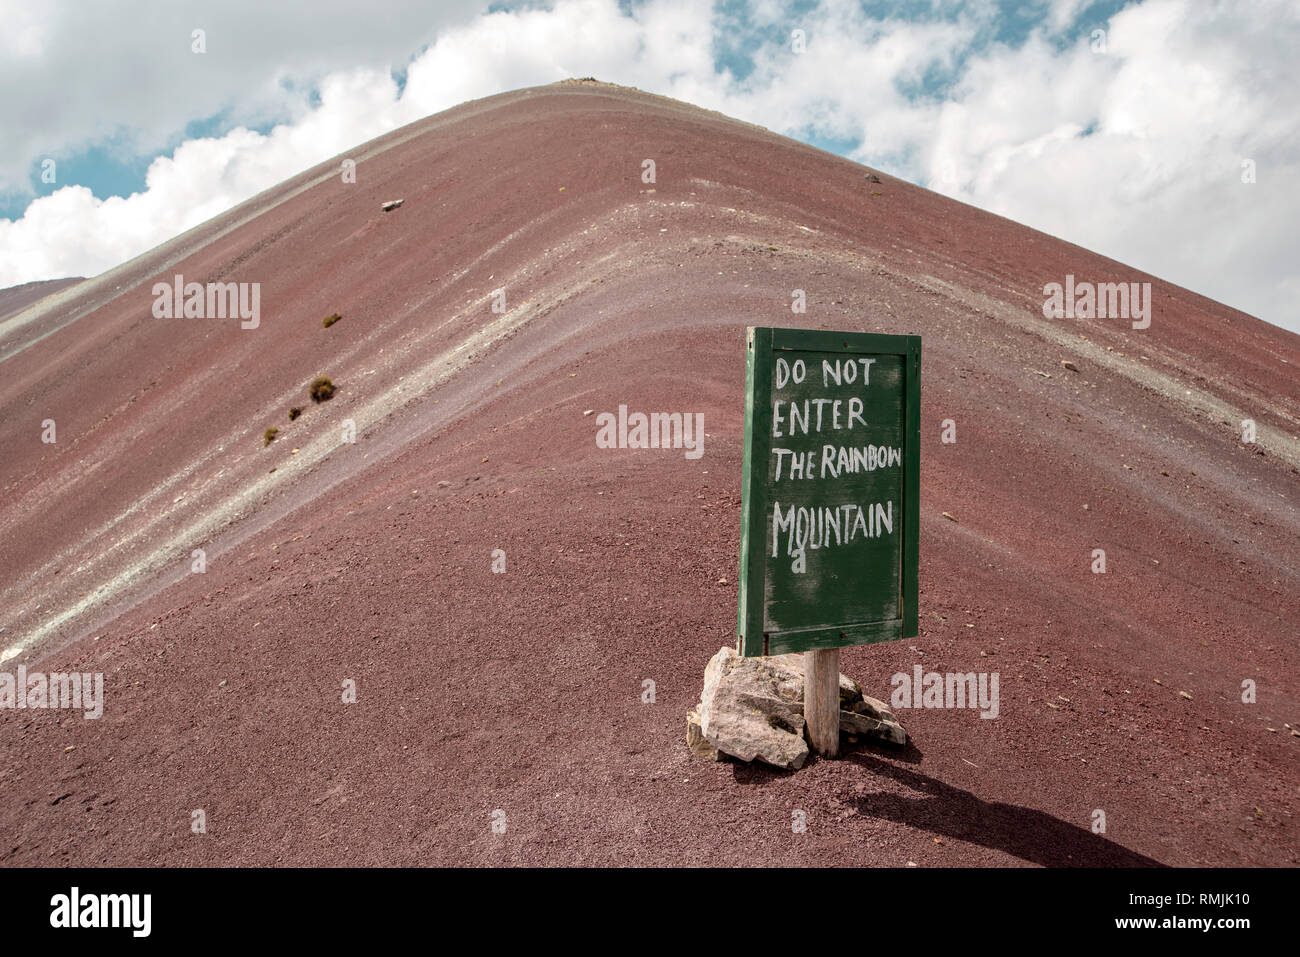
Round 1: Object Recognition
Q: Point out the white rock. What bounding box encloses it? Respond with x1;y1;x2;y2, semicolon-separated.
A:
685;709;721;760
691;647;907;768
841;702;907;745
765;652;864;706
697;647;808;770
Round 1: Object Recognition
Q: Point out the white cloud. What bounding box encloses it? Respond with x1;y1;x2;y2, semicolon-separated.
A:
0;69;405;283
0;0;489;193
921;0;1300;331
0;0;1296;332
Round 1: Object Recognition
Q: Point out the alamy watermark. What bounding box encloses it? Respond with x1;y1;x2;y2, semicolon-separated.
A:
152;273;260;329
1042;275;1151;329
594;405;704;459
50;887;150;937
1;666;103;718
891;666;999;719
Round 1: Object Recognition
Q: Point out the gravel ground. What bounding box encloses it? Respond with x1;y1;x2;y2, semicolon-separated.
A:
1;81;1296;866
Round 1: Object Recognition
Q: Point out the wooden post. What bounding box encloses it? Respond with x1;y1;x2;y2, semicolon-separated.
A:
804;647;840;758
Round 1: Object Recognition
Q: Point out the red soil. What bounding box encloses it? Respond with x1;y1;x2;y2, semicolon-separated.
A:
1;80;1296;866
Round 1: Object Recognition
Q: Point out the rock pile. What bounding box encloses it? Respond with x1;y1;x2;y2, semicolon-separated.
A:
687;646;906;770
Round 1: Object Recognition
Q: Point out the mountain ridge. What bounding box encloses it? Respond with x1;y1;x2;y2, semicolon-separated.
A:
0;81;1295;866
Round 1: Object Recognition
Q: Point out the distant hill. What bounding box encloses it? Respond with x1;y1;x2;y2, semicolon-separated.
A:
0;277;84;324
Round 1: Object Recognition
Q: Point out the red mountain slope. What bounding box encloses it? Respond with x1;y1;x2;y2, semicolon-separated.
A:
1;80;1296;866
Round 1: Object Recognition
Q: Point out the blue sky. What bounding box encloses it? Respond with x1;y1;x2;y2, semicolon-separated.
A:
1;0;1296;332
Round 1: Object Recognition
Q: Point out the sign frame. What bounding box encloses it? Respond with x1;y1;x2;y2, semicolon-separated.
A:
737;326;920;657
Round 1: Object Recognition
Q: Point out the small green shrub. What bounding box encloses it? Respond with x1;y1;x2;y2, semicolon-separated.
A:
264;427;279;446
288;407;302;421
322;312;341;328
309;376;335;403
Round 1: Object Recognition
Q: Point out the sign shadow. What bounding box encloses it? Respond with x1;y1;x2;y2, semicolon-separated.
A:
845;751;1167;867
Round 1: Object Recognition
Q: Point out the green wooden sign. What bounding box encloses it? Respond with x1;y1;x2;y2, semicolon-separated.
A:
737;327;920;656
